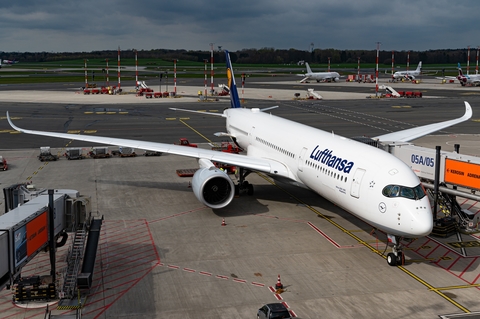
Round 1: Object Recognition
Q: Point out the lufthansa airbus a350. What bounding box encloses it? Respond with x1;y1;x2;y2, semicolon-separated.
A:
7;51;472;266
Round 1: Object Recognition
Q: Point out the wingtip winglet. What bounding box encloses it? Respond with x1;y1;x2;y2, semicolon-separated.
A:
6;111;22;132
464;101;473;119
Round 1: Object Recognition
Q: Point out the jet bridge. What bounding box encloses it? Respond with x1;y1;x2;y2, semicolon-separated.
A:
0;185;90;296
386;142;480;234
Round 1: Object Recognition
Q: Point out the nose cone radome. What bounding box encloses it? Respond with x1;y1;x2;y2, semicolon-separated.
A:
410;202;433;237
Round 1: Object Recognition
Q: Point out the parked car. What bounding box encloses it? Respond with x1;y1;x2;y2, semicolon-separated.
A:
257;303;291;319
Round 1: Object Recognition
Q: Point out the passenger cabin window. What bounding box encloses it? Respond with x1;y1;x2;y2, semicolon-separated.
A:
382;184;426;200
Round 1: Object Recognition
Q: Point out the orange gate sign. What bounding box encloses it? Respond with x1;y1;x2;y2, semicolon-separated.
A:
444;158;480;190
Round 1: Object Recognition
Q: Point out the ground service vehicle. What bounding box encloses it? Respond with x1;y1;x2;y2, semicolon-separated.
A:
175;138;197;148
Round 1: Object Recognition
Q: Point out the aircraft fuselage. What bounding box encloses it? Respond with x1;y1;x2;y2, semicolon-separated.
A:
225;107;433;238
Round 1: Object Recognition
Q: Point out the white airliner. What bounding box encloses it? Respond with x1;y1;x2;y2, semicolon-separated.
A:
298;62;340;83
457;63;480;86
6;51;473;267
392;62;422;81
0;59;18;68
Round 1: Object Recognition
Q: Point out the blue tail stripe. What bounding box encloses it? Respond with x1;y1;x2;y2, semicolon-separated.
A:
225;50;242;108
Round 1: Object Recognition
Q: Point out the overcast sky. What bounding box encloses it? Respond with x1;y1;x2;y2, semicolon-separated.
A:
0;0;478;53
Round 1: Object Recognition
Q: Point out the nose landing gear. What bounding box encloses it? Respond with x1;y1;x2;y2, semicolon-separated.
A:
386;234;404;266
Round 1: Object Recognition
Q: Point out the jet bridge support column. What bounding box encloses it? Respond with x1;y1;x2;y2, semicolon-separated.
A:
453;144;460;192
48;189;56;284
433;146;441;222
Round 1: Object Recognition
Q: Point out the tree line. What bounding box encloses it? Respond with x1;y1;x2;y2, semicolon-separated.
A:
1;48;474;65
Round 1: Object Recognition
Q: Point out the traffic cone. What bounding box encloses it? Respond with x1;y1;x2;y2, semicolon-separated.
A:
275;274;283;289
221;218;226;226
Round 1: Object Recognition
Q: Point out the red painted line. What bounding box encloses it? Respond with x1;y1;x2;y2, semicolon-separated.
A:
459;257;478;279
216;275;229;280
183;268;196;273
233;278;247;283
95;261;153;284
168;264;180;269
427;236;467;258
98;243;155;266
146;220;161;263
282;301;289;309
199;271;212;276
414;238;432;253
472;269;480;284
308;222;340;248
268;286;276;293
251;282;265;287
90;263;154;295
435;251;451;265
87;274;154;310
424;243;441;258
158;263;164;266
289;310;297;317
447;256;461;271
274;293;283;300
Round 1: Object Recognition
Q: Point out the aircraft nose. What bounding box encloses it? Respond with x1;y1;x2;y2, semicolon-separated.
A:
410;202;433;237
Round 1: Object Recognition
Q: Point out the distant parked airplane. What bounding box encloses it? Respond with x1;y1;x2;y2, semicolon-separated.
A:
298;62;340;83
457;63;480;86
0;59;18;68
392;62;422;81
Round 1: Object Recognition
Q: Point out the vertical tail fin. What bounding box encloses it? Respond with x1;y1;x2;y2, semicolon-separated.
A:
416;61;422;72
458;63;464;76
305;62;313;74
225;50;242;108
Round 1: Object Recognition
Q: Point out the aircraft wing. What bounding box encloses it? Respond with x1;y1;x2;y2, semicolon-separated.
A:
6;112;289;177
375;101;472;142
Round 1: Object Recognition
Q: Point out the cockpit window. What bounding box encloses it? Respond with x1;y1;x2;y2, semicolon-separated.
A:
382;184;426;200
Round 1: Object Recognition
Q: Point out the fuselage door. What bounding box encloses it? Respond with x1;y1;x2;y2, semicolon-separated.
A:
298;147;308;172
350;168;366;198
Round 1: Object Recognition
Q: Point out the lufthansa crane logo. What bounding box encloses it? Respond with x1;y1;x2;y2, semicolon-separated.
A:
227;68;233;89
378;202;386;213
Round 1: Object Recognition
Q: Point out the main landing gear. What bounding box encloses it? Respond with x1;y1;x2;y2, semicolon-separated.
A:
386;234;404;266
235;167;254;196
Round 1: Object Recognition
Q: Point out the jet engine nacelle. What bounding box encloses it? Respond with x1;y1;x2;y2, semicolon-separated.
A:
334;77;340;82
191;166;235;209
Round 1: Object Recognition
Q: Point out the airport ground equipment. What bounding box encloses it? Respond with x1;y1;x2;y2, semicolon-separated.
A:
211;142;241;174
379;85;401;97
175;138;197;148
0;185;91;295
65;148;84;160
306;88;323;100
0;156;7;171
88;146;110;158
38;147;58;162
112;146;136;157
144;150;162;156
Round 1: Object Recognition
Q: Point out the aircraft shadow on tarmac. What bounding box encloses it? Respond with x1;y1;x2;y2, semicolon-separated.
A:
90;178;477;273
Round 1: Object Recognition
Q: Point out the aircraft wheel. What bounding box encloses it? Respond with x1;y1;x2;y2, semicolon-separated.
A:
396;252;404;266
234;185;240;196
247;184;254;195
387;253;397;266
242;181;250;187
